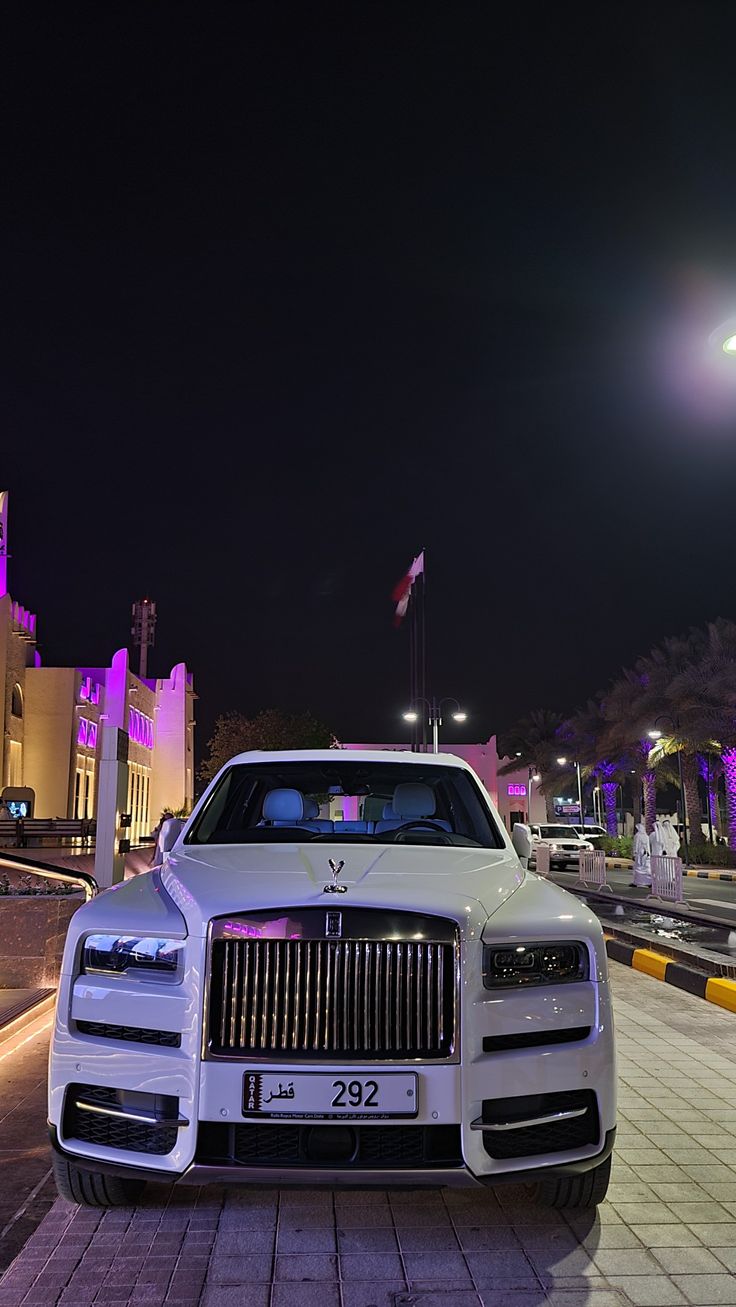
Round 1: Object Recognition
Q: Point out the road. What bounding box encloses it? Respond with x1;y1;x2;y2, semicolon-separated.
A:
554;862;736;925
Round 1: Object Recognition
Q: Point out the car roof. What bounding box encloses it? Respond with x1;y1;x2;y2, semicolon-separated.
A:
222;748;477;771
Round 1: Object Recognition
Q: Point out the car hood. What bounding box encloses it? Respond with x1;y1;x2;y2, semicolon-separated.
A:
159;841;526;940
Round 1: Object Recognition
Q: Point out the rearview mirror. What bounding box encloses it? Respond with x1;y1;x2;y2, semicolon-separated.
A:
511;822;532;867
160;817;186;854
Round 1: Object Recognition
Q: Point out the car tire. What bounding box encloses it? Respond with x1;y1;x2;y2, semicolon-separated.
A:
52;1152;146;1207
531;1155;611;1209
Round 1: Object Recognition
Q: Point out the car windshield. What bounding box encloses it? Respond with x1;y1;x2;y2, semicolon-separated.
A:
186;760;503;848
537;825;579;839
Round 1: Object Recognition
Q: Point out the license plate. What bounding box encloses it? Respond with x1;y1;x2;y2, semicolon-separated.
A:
242;1071;418;1119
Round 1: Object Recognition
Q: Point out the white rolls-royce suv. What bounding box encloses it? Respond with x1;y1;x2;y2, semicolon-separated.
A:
49;750;616;1208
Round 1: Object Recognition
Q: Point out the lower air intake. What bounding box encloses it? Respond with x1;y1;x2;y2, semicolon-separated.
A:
62;1084;179;1157
196;1122;463;1169
480;1089;599;1159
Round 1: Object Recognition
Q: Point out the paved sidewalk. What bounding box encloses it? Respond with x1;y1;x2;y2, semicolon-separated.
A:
0;1004;56;1273
1;964;736;1306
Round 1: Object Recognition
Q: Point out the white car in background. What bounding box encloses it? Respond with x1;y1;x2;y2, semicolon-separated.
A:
571;824;608;849
49;750;616;1210
531;824;594;870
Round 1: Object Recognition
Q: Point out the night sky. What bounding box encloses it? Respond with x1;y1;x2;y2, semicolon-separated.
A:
4;4;736;758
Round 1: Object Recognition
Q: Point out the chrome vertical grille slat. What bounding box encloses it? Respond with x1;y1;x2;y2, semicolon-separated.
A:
208;911;456;1060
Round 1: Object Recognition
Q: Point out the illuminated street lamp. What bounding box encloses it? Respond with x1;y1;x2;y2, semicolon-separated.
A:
647;715;688;864
402;697;466;753
708;316;736;360
527;766;541;823
556;756;586;829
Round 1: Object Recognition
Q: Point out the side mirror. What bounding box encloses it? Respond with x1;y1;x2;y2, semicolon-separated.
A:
159;817;186;854
511;822;532;867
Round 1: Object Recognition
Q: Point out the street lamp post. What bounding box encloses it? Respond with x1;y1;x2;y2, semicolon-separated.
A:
648;715;689;865
528;765;541;824
556;756;585;828
403;697;466;753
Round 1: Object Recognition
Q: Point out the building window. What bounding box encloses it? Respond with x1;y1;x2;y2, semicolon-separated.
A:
10;684;22;718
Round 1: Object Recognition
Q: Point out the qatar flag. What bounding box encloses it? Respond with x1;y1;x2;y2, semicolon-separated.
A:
391;551;424;626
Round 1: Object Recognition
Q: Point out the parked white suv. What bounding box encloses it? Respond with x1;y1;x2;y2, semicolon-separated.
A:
49;750;616;1210
571;825;608;849
531;824;594;869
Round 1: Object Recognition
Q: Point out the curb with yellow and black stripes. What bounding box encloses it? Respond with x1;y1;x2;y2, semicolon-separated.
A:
685;869;736;880
605;937;736;1013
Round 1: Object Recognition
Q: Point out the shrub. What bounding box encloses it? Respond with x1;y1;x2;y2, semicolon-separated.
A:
687;842;736;868
600;836;633;859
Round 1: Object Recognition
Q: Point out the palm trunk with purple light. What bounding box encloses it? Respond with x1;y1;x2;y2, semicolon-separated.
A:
698;754;719;840
722;747;736;850
601;783;618;836
643;770;656;833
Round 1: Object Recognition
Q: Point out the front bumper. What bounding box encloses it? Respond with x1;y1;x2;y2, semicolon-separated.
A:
49;1123;616;1188
50;933;616;1188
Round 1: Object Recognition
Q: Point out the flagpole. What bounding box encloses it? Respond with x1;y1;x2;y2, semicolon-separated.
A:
420;547;427;752
409;584;417;750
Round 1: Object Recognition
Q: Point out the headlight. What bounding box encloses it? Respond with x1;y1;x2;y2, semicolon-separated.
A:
483;941;588;988
82;934;184;980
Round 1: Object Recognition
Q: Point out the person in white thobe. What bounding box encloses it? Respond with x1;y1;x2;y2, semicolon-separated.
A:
650;820;667;858
661;817;681;857
631;821;651;887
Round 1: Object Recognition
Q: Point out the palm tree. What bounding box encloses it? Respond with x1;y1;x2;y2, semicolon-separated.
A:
562;699;632;836
698;753;722;837
662;619;736;850
600;669;661;832
646;735;714;843
497;709;564;821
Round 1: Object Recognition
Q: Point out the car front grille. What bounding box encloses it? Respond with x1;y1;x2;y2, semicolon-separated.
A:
206;910;457;1061
196;1121;463;1168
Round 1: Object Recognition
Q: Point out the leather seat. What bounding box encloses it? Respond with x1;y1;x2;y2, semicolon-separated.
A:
374;782;452;834
261;788;326;832
301;797;334;833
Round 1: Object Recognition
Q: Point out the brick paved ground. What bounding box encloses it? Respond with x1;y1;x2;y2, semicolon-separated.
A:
1;962;736;1306
0;1010;56;1273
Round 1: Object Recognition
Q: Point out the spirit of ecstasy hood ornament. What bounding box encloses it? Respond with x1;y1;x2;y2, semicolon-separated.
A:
323;858;347;894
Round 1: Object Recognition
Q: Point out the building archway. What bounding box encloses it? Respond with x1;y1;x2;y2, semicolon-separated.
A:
10;684;23;719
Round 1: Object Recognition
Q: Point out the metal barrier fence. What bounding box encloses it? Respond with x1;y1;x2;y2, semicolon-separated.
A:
535;844;551;877
648;854;686;905
578;849;611;891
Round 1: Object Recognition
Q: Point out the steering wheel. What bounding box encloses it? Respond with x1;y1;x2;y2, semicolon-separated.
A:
392;821;452;845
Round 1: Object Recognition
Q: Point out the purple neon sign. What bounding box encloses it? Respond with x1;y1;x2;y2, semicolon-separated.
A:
128;707;154;749
507;783;527;797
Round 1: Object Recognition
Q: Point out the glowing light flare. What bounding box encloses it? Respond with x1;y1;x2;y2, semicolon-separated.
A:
723;334;736;354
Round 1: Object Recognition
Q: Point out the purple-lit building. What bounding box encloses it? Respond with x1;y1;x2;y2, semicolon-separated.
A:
0;492;196;838
340;738;547;830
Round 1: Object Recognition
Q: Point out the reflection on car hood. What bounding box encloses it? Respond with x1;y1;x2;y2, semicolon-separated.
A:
160;842;526;939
